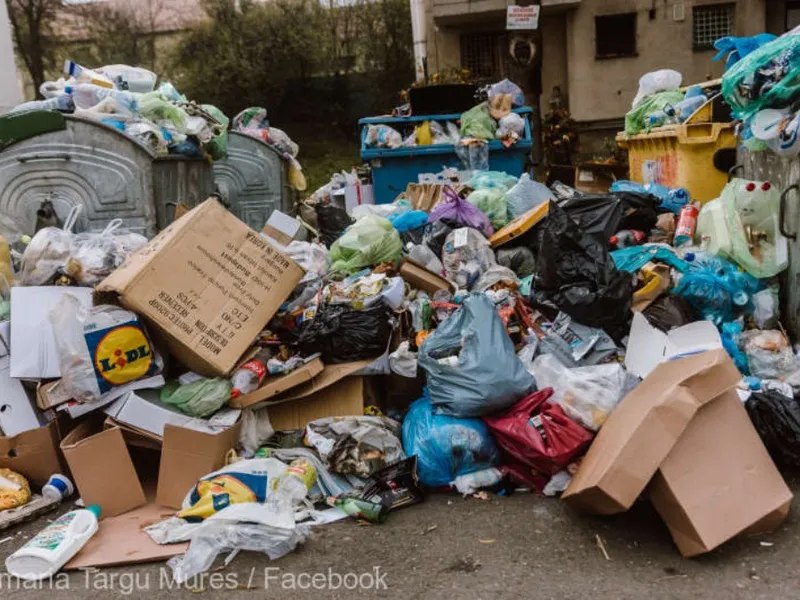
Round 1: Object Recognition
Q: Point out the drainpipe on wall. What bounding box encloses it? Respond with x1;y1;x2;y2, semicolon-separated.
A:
410;0;428;83
0;0;23;113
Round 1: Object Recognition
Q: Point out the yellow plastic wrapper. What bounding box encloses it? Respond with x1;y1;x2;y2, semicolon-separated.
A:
177;458;286;522
415;121;432;146
0;469;31;511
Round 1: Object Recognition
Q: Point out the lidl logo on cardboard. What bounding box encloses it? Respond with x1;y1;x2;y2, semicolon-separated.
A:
93;325;153;385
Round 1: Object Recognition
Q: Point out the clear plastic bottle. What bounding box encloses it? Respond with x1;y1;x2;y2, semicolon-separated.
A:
9;95;75;114
269;459;317;513
65;84;137;115
230;348;272;398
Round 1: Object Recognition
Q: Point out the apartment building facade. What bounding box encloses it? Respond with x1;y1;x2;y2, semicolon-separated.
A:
424;0;792;152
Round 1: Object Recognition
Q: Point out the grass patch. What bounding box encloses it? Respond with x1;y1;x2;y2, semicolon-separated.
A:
284;122;362;195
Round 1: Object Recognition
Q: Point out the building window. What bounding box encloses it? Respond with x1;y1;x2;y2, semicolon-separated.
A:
595;13;637;59
693;3;734;50
460;33;508;83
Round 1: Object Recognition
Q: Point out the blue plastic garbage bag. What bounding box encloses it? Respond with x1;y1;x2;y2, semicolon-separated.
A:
673;254;761;326
389;210;429;233
418;294;536;417
401;391;502;487
714;34;778;70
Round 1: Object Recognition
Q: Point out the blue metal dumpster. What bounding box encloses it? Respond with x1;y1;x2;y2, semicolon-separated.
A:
359;107;533;204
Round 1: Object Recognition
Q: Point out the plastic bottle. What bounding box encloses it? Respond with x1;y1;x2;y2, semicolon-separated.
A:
673;95;707;123
326;496;388;523
63;59;114;88
230;348;272;398
41;474;74;502
65;84;137;115
610;230;646;248
269;459;317;513
5;505;100;581
9;95;75;114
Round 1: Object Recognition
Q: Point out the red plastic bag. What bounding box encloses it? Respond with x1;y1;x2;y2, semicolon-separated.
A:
483;388;593;486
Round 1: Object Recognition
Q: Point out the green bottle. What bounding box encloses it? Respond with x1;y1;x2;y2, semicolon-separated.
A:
327;496;389;524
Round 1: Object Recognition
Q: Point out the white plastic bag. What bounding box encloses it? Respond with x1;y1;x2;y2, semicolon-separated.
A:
66;219;147;286
284;241;329;284
496;113;525;137
389;341;418;378
48;294;163;402
167;503;310;584
532;354;629;431
632;69;682;108
18;206;81;286
239;408;275;455
505;173;554;219
442;228;497;289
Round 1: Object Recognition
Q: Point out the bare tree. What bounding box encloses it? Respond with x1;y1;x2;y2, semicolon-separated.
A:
6;0;60;95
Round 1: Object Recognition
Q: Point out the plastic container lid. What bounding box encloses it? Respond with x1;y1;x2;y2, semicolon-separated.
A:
86;504;101;519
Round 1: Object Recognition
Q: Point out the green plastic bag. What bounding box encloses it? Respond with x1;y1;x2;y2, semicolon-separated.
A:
329;215;403;274
202;104;229;161
460;103;497;140
722;30;800;120
138;92;189;132
466;171;518;229
720;178;788;278
624;90;684;135
160;377;232;418
466;188;508;230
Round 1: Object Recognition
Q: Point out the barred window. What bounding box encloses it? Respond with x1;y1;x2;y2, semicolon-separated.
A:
460;33;508;83
693;3;734;50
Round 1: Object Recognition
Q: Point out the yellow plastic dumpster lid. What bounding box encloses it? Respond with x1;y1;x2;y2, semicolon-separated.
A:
489;201;550;248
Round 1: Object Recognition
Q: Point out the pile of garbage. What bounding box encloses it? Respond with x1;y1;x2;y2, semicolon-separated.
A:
2;38;800;584
364;79;528;164
10;60;229;160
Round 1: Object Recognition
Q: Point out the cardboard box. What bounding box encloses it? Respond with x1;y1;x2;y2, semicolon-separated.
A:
261;210;302;248
98;198;304;376
9;287;93;379
562;349;741;515
625;312;722;379
104;389;241;439
0;420;63;488
156;423;241;509
61;423;147;517
230;357;325;409
399;259;455;295
265;361;376;431
650;390;793;557
0;357;43;436
574;163;628;195
61;418;242;516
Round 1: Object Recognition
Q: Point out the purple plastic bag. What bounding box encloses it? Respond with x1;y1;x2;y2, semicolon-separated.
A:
428;186;494;237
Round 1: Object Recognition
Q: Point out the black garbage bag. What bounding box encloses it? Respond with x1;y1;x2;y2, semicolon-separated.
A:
315;204;353;248
497;246;536;278
400;225;427;247
745;390;800;466
530;201;633;341
297;304;393;363
560;191;660;244
642;294;697;332
423;220;453;259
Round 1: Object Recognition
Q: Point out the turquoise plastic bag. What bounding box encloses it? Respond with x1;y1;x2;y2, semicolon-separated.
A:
722;29;800;120
466;171;518;229
329;215;403;274
160;377;232;418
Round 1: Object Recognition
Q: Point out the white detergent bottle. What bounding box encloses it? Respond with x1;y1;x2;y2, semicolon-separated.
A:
5;504;100;581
